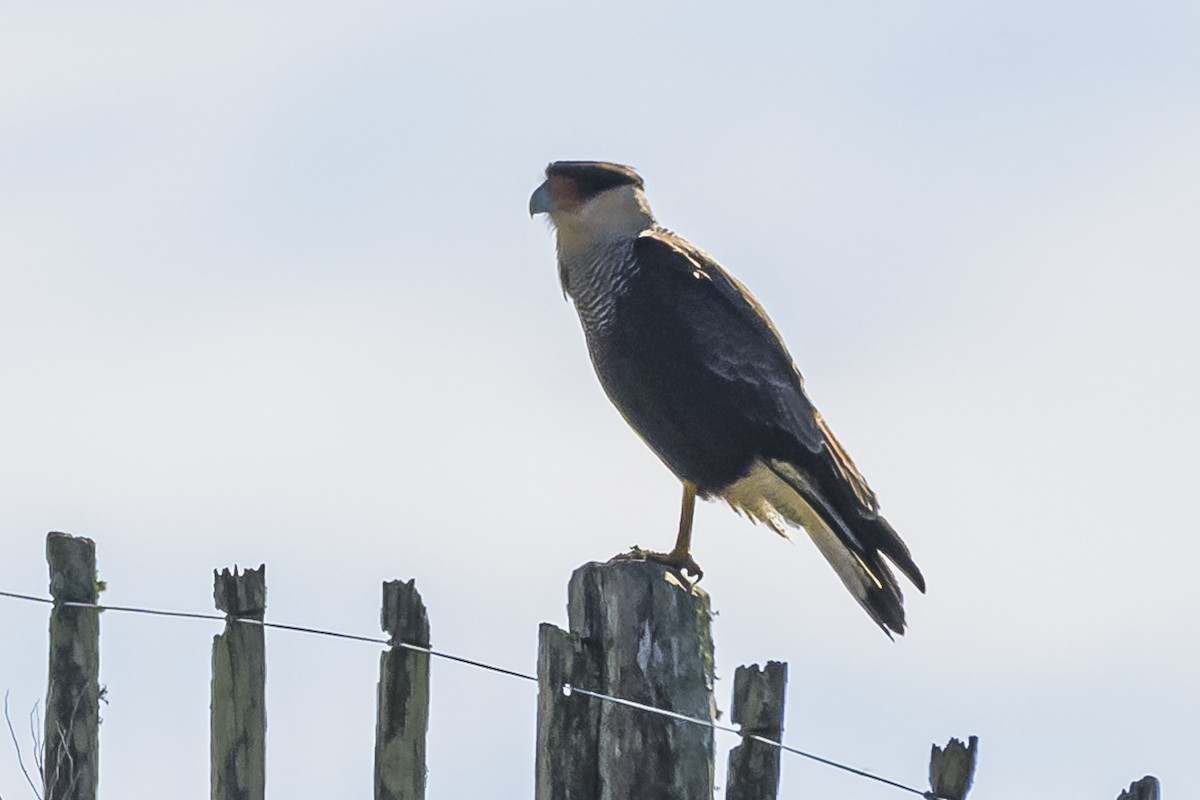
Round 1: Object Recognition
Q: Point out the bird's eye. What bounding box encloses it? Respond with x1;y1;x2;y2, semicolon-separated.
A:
547;176;582;211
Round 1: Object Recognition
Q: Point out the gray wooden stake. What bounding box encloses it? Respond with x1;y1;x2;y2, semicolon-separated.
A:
44;531;101;800
211;564;266;800
568;559;717;800
1116;776;1160;800
535;623;602;800
725;661;788;800
375;579;430;800
928;735;978;800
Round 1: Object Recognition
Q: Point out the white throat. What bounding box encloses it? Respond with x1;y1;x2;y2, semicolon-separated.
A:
550;185;656;332
552;185;656;259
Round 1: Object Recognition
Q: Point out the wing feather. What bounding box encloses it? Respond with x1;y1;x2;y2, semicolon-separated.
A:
634;229;879;511
628;229;925;610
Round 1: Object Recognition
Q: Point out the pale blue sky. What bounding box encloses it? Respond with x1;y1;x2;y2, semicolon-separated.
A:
2;2;1198;798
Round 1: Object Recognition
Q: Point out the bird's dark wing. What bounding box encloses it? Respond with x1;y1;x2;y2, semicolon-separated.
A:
631;229;880;514
608;229;924;631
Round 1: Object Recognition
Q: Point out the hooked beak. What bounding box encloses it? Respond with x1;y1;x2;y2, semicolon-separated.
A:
529;181;553;217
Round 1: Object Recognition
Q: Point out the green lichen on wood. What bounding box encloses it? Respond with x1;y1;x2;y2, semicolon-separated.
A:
375;579;430;800
44;532;101;800
1116;776;1160;800
565;559;717;800
210;565;266;800
929;736;979;800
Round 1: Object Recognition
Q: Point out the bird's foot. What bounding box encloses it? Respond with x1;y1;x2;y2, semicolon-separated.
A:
617;545;704;582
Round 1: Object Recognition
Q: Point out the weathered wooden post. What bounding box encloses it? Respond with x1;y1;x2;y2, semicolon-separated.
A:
44;531;101;800
537;558;716;800
1116;776;1160;800
374;579;431;800
725;661;787;800
211;565;266;800
928;735;978;800
535;623;603;800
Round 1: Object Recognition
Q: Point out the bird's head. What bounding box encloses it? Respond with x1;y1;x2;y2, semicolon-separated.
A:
530;161;655;246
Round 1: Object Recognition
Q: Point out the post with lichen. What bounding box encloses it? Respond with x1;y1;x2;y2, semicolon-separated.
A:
537;559;716;800
725;661;788;800
43;531;101;800
211;564;266;800
928;735;978;800
535;622;603;800
374;579;430;800
1116;776;1160;800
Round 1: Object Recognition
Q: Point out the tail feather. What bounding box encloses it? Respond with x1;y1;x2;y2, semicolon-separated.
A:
870;515;926;594
720;458;923;636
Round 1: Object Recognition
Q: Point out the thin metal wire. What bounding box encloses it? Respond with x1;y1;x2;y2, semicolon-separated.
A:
2;588;938;797
242;618;389;646
0;590;537;681
566;683;934;798
404;644;537;683
67;601;227;623
749;735;935;798
565;684;741;736
0;590;54;606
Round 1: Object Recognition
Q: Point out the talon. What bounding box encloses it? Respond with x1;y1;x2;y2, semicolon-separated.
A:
650;480;705;580
645;549;704;582
611;481;706;581
609;548;704;581
677;553;704;581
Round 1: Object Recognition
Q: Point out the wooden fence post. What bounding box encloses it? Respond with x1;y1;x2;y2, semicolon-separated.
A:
929;735;978;800
725;661;787;800
211;565;266;800
375;579;430;800
535;623;602;800
43;531;101;800
1116;776;1160;800
566;559;716;800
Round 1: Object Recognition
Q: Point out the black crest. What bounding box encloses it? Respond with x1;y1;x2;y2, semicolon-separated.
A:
546;161;644;198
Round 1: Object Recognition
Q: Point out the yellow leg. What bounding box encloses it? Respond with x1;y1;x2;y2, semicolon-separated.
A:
615;480;704;580
656;480;703;580
671;480;698;560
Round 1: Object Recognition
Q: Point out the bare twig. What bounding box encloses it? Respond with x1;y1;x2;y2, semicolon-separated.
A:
42;686;85;800
27;704;42;783
3;691;43;800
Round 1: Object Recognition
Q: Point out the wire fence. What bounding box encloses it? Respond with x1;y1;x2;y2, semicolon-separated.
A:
1;587;940;799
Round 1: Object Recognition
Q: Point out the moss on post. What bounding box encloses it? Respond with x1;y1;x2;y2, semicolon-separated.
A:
726;661;788;800
929;736;978;800
375;579;430;800
44;532;101;800
211;564;266;800
567;559;716;800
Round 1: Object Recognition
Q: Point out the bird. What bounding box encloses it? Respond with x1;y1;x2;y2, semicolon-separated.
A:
529;160;925;635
